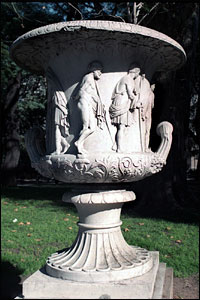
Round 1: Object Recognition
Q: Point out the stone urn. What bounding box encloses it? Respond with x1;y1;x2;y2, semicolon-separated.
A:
10;20;186;297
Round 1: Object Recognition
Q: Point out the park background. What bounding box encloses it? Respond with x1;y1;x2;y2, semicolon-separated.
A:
1;2;199;299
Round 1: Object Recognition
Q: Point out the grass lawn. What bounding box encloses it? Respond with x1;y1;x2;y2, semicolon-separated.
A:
1;185;199;278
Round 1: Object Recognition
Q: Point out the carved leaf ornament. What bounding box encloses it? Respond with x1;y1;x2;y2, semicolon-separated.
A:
32;152;165;183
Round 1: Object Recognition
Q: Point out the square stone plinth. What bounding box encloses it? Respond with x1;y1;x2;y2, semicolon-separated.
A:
15;251;172;299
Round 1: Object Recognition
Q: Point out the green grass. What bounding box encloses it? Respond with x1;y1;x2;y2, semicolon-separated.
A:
121;216;199;277
1;186;199;278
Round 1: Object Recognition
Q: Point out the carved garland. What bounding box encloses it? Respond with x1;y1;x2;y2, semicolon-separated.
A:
31;154;165;183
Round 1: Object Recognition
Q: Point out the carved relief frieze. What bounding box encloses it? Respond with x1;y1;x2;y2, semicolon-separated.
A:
20;21;177;184
46;67;70;155
109;63;155;153
72;61;108;155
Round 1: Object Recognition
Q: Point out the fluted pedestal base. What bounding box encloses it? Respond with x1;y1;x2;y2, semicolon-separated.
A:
46;190;153;282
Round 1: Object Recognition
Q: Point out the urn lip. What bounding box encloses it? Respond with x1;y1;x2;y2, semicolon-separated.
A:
10;20;186;75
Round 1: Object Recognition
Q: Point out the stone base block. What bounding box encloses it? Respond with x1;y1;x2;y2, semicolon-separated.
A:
162;268;173;299
15;252;173;299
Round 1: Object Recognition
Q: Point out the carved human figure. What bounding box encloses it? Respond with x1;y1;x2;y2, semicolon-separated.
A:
134;73;155;152
75;61;105;155
46;67;70;155
144;84;155;151
109;64;140;152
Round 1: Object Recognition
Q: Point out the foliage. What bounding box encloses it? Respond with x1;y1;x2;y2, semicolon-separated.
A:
188;95;199;155
1;2;56;137
1;42;47;135
1;42;21;94
17;75;47;135
1;2;63;41
1;186;199;277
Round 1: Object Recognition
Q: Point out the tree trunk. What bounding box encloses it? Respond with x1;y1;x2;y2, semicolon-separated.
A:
1;72;21;186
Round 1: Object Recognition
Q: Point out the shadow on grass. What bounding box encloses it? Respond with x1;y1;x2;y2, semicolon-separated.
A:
1;185;77;212
122;200;200;225
1;185;70;202
122;177;200;226
1;261;23;299
2;183;199;225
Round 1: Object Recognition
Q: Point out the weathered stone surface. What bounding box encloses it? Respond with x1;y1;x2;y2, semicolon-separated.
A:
12;21;180;170
10;20;186;75
152;263;166;299
10;20;180;291
30;151;166;183
46;190;153;282
25;122;173;184
162;268;173;299
17;252;162;299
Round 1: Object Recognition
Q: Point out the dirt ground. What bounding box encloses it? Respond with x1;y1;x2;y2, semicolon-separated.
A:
173;274;199;299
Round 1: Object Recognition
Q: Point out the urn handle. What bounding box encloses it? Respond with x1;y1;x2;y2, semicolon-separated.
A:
156;121;173;161
25;127;46;163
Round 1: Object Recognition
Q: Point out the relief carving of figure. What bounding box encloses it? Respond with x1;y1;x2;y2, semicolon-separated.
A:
109;63;155;153
143;83;155;151
134;72;155;152
109;64;140;152
74;61;105;155
46;67;70;155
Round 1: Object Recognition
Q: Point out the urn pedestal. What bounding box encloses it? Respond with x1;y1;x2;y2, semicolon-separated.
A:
11;20;186;299
47;190;153;282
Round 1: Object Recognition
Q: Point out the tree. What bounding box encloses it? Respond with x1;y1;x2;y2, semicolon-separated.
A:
128;3;200;215
1;71;21;186
1;2;62;185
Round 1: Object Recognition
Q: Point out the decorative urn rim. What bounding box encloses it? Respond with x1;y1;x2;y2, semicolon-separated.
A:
10;20;186;75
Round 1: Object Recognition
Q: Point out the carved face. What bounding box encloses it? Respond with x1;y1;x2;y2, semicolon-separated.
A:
93;69;102;80
129;67;140;79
